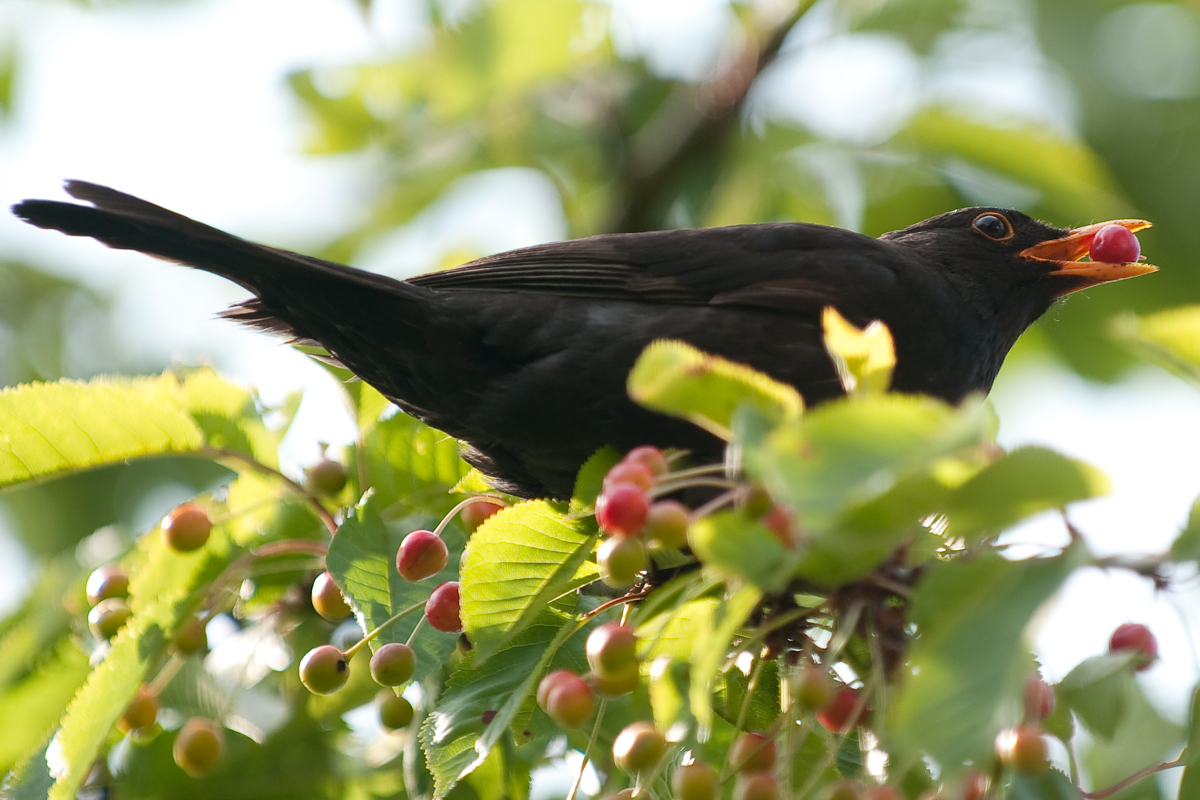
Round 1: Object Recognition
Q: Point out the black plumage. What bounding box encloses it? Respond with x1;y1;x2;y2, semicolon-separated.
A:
12;182;1155;498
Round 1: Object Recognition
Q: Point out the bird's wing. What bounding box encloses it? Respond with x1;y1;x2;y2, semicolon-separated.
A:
409;223;900;312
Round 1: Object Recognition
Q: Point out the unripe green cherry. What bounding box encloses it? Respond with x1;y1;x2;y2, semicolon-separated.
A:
172;614;208;654
299;644;349;694
118;685;159;734
173;717;225;778
585;623;638;681
612;721;666;774
790;666;834;713
161;503;212;552
88;598;131;639
305;458;348;496
376;690;415;730
311;571;352;622
370;642;416;686
85;564;129;606
673;760;719;800
644;500;689;550
597;536;647;589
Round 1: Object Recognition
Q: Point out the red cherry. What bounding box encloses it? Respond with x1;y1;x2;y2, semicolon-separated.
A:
1108;623;1158;670
604;461;656;492
1023;674;1055;722
995;725;1050;774
623;446;669;476
396;530;449;582
537;670;580;711
542;672;595;728
816;687;867;733
459;498;504;531
734;773;780;800
425;582;462;632
1089;224;1140;263
596;483;650;537
729;731;777;773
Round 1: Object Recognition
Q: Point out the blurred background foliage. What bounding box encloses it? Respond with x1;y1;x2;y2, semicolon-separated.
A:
2;0;1199;553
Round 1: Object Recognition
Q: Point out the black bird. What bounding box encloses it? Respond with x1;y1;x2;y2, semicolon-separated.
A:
12;182;1156;498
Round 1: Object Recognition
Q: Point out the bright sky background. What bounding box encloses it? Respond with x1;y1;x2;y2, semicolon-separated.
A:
1;1;1196;784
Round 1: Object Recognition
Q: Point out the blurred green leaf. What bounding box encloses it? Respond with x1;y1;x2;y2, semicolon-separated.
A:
687;510;795;592
47;522;238;800
1112;305;1200;387
944;446;1109;540
887;543;1086;776
747;393;992;531
1059;651;1144;739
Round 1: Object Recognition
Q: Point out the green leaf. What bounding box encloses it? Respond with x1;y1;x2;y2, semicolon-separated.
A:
1179;685;1200;800
944;446;1110;540
1172;493;1200;562
357;411;471;510
1112;305;1200;387
0;640;89;775
459;500;599;663
0;377;203;492
886;544;1087;775
689;586;761;737
1059;652;1144;739
326;497;463;690
421;604;583;799
687;511;795;592
47;521;237;800
568;446;621;516
821;307;895;395
747;393;992;532
1006;769;1079;800
1079;673;1184;792
628;340;802;440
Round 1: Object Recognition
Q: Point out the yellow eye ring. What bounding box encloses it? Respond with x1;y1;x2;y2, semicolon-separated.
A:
972;212;1014;241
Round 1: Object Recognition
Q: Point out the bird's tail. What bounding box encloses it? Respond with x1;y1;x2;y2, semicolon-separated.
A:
12;181;429;347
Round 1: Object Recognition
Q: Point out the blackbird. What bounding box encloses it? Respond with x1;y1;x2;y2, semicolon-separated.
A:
13;182;1156;498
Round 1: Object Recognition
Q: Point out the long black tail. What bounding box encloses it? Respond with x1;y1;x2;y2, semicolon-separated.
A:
12;181;430;346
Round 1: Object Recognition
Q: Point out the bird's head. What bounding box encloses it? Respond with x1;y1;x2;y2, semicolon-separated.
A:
881;207;1157;313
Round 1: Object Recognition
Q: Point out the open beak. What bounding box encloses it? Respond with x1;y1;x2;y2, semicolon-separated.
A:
1020;219;1158;297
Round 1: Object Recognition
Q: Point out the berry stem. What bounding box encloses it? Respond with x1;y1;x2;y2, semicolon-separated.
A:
433;495;510;537
566;698;609;800
199;447;338;534
404;615;426;648
1080;756;1184;799
342;599;427;660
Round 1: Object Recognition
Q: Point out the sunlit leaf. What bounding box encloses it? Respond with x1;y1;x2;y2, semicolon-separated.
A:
628;340;803;440
460;500;599;663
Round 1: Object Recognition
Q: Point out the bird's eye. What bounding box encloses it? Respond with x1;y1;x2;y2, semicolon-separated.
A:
972;213;1014;241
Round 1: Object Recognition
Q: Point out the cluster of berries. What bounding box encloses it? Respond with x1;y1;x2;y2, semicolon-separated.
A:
594;447;690;588
298;495;506;735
